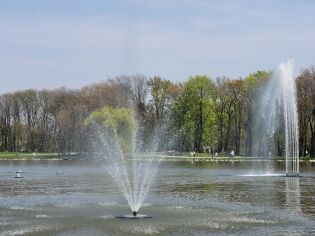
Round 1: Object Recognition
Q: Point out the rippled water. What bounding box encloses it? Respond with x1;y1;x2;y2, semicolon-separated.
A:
0;160;314;235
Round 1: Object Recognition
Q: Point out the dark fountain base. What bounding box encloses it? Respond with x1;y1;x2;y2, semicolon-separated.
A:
286;173;300;177
116;212;152;219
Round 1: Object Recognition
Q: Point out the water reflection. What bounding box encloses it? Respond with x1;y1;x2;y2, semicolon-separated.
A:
285;177;301;214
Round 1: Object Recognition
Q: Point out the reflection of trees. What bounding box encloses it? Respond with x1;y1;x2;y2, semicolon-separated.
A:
285;177;301;214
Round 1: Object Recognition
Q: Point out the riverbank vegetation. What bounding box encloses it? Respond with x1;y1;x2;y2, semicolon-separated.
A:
0;68;314;157
0;151;59;160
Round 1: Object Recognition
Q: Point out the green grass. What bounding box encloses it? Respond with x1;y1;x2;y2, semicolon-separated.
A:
0;152;59;160
175;152;228;158
167;152;292;160
300;156;314;161
0;151;313;161
167;152;315;161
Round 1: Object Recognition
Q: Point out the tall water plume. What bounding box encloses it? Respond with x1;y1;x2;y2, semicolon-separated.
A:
255;60;299;176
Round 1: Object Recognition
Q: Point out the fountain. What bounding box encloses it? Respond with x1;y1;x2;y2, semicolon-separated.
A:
89;117;161;219
256;60;299;177
14;172;23;178
278;61;299;177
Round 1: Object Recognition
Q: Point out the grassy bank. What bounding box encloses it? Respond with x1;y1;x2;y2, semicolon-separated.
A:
162;152;313;161
0;152;61;160
0;151;313;161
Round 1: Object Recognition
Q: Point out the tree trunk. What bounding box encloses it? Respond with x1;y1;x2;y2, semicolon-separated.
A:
246;111;253;156
311;131;315;157
218;117;224;152
277;140;282;157
194;92;203;153
224;115;232;151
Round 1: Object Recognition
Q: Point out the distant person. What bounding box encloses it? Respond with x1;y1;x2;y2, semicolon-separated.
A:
268;151;272;158
230;150;235;158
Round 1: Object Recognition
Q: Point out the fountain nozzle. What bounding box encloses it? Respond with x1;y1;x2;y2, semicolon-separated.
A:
133;211;137;217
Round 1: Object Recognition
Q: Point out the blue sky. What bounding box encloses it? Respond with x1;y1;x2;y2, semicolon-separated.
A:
0;0;314;93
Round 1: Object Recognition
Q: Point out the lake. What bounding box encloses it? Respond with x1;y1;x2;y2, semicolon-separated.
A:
0;160;314;235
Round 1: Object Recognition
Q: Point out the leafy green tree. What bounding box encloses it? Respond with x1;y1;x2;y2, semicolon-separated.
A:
85;107;137;153
242;71;271;155
213;77;235;153
229;79;245;155
173;75;215;152
148;77;174;122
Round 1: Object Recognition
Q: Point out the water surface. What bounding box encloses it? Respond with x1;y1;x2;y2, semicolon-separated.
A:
0;160;314;235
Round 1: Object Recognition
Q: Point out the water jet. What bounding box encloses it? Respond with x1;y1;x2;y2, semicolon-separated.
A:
14;173;23;178
255;60;299;177
89;115;161;219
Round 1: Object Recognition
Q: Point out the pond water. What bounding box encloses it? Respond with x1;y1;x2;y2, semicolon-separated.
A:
0;160;314;235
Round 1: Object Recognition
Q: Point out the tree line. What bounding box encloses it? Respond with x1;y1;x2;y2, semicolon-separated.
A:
0;68;314;157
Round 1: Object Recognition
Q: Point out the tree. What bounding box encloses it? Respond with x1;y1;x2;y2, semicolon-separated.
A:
148;77;174;122
229;79;244;155
177;75;215;152
242;71;271;156
0;94;13;151
18;90;40;152
85;106;137;154
213;77;236;153
297;67;315;157
147;77;177;150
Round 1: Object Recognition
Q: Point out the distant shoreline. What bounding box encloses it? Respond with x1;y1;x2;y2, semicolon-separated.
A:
0;153;313;162
0;152;82;161
161;156;314;162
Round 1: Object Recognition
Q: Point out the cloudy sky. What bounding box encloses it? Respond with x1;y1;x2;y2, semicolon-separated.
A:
0;0;314;93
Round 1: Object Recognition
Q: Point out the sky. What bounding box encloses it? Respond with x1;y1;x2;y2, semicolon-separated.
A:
0;0;314;93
